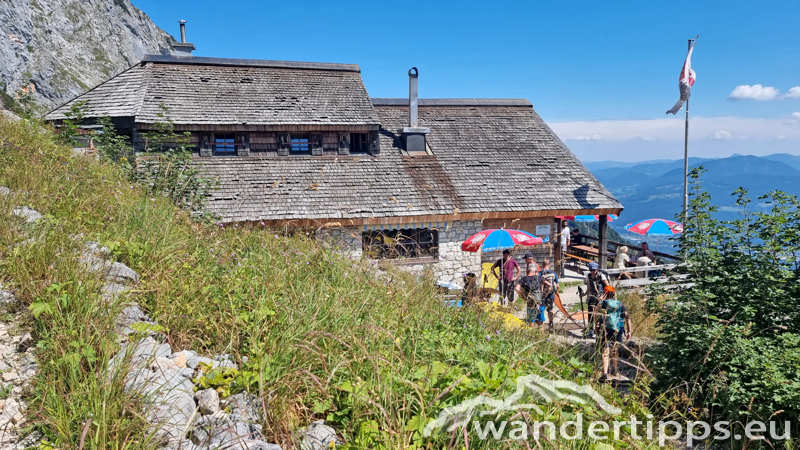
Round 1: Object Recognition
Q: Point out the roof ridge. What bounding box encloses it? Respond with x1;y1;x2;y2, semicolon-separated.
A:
45;63;141;117
133;62;151;118
370;98;532;107
142;55;361;73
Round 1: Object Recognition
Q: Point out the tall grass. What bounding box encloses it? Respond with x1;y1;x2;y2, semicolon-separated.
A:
0;116;666;449
0;118;159;449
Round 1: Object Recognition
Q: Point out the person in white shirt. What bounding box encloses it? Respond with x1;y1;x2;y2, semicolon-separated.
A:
614;246;632;279
558;221;570;276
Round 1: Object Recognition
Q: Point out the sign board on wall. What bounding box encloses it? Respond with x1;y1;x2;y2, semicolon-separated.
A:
535;224;551;236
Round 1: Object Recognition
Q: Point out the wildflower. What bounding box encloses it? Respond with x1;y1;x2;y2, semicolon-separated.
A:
496;330;501;336
260;221;265;226
274;234;279;239
238;262;241;267
306;261;309;265
282;252;286;256
486;335;491;341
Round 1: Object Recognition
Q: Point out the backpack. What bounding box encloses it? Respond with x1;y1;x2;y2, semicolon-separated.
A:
587;271;609;297
540;270;557;296
519;276;540;307
604;299;623;332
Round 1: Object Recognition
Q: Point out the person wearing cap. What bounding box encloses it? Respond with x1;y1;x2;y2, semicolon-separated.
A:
584;261;609;338
598;286;632;382
523;252;540;274
491;249;520;306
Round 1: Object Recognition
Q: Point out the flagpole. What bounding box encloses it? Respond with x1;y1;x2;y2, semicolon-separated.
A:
683;38;695;217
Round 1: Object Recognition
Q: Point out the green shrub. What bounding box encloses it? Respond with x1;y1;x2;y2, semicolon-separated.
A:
648;168;800;435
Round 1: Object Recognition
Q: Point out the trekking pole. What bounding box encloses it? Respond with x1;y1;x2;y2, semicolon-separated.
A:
577;286;586;330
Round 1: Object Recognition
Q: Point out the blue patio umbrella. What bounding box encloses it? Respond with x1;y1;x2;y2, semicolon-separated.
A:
573;214;619;222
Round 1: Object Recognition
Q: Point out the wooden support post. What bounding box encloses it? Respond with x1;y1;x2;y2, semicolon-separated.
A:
598;215;608;270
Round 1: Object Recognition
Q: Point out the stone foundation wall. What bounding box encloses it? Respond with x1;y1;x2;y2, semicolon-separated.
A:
316;220;483;284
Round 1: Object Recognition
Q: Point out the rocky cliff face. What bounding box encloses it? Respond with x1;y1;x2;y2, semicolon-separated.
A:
0;0;175;112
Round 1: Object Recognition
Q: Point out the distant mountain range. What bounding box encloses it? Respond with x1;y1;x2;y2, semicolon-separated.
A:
585;153;800;236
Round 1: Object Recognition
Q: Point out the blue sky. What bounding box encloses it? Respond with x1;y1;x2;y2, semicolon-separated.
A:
132;0;800;161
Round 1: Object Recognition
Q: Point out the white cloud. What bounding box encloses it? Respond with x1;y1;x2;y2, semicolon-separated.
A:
711;130;732;140
567;134;602;141
550;116;800;142
728;84;781;101
549;115;800;160
784;87;800;99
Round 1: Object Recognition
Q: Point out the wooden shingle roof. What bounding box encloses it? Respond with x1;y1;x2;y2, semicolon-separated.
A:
197;101;622;223
46;56;380;126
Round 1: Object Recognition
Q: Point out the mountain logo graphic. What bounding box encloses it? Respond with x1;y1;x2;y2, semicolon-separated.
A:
422;373;621;437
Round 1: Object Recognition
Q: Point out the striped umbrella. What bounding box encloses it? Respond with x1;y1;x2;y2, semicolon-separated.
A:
461;229;544;253
556;214;618;222
624;218;684;236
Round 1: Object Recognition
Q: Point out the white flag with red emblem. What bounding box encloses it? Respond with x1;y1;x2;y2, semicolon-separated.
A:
666;38;698;115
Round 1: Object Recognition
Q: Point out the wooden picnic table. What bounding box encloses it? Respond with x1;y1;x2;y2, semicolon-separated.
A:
570;244;614;260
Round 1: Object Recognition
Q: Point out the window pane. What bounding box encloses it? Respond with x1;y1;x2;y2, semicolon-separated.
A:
215;134;236;153
291;134;310;152
361;229;438;260
350;133;368;153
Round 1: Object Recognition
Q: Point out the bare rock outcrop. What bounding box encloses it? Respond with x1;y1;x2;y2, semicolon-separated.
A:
0;0;175;111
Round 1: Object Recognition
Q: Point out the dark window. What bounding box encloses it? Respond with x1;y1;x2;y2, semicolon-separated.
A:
350;133;368;153
362;228;438;260
291;134;310;154
214;133;236;155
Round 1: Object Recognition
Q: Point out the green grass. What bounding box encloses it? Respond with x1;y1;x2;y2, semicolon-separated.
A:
0;116;669;449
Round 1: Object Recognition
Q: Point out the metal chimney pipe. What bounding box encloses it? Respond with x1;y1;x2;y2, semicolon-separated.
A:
408;67;419;128
178;20;187;43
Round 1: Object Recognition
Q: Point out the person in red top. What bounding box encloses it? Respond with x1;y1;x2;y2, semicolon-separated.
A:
492;249;520;306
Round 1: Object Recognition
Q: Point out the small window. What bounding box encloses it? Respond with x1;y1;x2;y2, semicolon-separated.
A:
291;134;310;154
362;228;438;260
350;133;369;154
214;133;236;155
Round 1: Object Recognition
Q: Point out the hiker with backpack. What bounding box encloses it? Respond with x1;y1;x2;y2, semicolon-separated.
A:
597;286;632;382
515;265;543;327
539;259;559;329
583;262;610;338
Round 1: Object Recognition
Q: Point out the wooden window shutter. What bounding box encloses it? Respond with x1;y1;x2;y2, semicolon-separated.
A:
277;132;290;156
199;132;212;157
338;132;350;155
310;133;323;156
235;132;250;157
368;130;380;155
